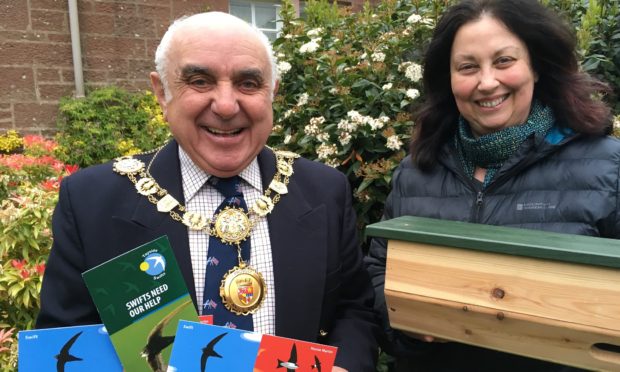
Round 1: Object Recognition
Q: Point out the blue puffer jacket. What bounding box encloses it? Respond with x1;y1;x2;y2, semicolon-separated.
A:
365;129;620;371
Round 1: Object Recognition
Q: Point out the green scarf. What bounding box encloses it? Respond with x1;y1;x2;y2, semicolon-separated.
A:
454;100;555;187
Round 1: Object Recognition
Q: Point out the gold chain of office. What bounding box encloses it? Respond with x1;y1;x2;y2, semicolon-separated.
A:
112;147;299;246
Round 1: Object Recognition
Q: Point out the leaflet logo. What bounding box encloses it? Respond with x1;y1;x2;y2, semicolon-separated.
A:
516;202;556;211
140;253;166;276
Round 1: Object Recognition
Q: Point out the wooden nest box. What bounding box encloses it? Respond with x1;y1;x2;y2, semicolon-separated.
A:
366;216;620;371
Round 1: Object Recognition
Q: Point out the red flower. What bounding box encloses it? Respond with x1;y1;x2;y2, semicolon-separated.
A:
23;135;57;152
35;263;46;275
41;178;60;191
64;164;79;175
11;259;26;270
20;269;30;279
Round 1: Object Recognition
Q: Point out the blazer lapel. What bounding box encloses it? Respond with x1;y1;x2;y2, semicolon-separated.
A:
259;149;328;340
127;140;197;309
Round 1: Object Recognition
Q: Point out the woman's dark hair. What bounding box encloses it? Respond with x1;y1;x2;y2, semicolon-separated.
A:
411;0;612;170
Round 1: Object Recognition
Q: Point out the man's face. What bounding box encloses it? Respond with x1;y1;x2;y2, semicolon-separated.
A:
151;25;275;177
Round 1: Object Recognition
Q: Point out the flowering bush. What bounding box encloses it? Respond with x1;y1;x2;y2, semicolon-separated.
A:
270;0;437;229
0;134;77;370
270;0;620;235
544;0;620;113
0;131;23;154
0;328;15;371
55;86;171;168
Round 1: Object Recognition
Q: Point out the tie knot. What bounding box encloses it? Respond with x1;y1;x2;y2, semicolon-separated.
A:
208;176;243;198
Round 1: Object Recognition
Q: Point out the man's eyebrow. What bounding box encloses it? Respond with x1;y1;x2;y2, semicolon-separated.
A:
234;68;265;81
179;65;212;78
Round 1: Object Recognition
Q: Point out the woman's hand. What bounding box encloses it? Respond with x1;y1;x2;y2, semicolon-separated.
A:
332;367;348;372
402;331;449;343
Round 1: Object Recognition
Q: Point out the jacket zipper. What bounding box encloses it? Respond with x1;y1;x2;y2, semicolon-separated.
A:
441;151;486;223
474;191;484;222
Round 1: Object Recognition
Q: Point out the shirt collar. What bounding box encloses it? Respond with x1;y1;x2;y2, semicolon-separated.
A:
179;147;262;201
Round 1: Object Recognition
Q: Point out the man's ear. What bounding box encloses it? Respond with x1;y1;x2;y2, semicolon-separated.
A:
150;72;168;119
273;80;280;99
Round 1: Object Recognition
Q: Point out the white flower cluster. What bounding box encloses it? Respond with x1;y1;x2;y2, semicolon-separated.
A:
296;93;309;107
406;13;433;27
386;135;403;150
300;38;321;54
339;131;352;145
306;27;323;37
338;110;390;134
399;61;423;82
283;109;294;119
304;116;326;136
316;132;330;142
406;88;420;100
277;61;292;75
382;83;393;91
317;143;338;159
407;13;422;24
337;118;357;133
371;52;386;62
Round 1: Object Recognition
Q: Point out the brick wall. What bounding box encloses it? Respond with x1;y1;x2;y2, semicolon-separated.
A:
0;0;368;135
0;0;225;135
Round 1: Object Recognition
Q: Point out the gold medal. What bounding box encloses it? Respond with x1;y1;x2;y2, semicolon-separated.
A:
113;157;144;175
213;207;252;244
182;211;208;230
277;160;293;177
136;177;158;195
252;195;274;216
220;264;266;315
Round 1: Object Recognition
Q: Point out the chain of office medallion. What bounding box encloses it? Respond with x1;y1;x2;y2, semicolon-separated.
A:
121;146;296;237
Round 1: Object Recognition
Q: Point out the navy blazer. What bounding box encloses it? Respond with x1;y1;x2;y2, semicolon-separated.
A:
36;140;378;371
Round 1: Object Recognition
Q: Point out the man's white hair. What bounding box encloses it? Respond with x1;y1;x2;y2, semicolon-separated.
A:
154;12;278;101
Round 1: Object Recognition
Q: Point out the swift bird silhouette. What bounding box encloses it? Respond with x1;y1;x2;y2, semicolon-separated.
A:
55;331;83;372
277;343;299;371
140;299;192;372
200;332;228;372
311;355;322;371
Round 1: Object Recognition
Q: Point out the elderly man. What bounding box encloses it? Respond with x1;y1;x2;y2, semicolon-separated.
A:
36;12;377;372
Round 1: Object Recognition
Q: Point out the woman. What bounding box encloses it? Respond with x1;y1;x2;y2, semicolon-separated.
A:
365;0;619;371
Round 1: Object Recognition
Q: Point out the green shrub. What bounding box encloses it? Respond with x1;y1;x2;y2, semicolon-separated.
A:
271;0;436;231
544;0;620;112
0;134;74;370
55;86;171;168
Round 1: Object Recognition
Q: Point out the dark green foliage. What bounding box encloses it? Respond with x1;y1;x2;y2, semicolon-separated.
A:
54;86;171;168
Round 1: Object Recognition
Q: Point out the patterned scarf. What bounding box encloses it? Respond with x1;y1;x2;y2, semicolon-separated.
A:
454;100;555;187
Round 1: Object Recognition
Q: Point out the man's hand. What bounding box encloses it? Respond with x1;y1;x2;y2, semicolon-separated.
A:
332;367;348;372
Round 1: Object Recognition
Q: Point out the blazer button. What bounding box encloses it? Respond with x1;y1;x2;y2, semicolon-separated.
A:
319;329;328;337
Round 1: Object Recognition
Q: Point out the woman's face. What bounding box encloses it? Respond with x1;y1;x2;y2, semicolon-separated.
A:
450;15;537;136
